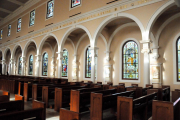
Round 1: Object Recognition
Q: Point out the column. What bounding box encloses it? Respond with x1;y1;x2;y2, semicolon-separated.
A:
140;40;151;87
152;46;159;60
104;51;112;84
21;56;26;76
57;51;63;78
10;59;15;75
35;55;41;77
51;57;55;78
72;54;79;81
2;59;5;75
90;47;99;83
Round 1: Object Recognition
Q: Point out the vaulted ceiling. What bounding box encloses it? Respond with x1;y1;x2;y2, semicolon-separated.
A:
0;0;29;22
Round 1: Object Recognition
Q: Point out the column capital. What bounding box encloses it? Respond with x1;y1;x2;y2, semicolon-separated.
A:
89;47;99;58
140;39;151;54
35;54;41;61
140;39;152;43
104;51;111;61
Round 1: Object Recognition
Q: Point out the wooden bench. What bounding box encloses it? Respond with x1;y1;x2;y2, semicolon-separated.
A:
0;100;46;120
0;91;10;102
117;92;157;120
152;97;180;120
172;90;180;102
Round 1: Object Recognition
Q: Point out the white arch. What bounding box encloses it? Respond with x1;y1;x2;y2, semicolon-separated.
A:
107;22;137;51
93;13;145;47
23;39;37;57
12;44;22;59
42;42;53;56
66;38;75;54
155;13;180;46
59;25;92;52
38;33;59;55
75;33;88;54
146;0;175;39
119;38;141;83
99;34;108;51
3;48;11;60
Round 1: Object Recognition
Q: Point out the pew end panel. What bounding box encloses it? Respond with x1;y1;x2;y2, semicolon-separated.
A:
70;90;80;112
54;88;63;112
172;91;180;102
15;94;24;101
2;91;10;98
60;108;80;120
152;100;174;120
32;100;46;120
117;96;133;120
90;92;103;120
0;95;9;102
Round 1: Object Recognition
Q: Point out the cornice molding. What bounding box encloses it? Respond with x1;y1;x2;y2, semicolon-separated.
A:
0;0;167;48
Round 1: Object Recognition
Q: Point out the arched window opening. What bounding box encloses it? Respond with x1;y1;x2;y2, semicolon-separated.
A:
62;49;68;77
18;56;22;75
176;38;180;82
122;41;138;80
85;46;91;78
42;53;48;76
29;55;33;75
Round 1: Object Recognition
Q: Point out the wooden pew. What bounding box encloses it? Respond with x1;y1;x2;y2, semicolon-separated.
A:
152;97;180;120
0;91;10;102
109;85;126;93
117;92;157;120
0;100;46;120
172;91;180;102
90;90;136;120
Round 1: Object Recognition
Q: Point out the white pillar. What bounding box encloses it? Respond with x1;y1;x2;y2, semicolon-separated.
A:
140;40;151;87
72;54;79;81
90;47;98;83
51;57;55;78
10;59;15;75
2;59;5;75
104;51;112;84
57;51;63;78
35;55;41;77
21;57;26;76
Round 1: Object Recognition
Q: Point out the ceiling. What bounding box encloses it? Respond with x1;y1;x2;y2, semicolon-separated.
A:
0;0;29;22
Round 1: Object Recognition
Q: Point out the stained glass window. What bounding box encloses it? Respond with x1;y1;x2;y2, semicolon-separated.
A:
46;0;54;19
18;56;22;75
29;10;35;26
29;55;33;75
71;0;81;8
177;38;180;81
7;24;11;37
17;18;21;32
0;29;2;40
62;49;68;77
85;46;91;78
42;53;48;76
123;41;138;79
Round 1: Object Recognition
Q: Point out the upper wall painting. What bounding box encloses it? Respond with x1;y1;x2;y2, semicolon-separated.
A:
71;0;81;8
17;18;21;32
46;0;54;19
29;10;35;27
0;29;2;40
7;24;11;37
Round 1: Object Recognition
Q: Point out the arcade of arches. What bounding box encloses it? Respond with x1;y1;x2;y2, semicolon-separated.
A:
0;0;180;91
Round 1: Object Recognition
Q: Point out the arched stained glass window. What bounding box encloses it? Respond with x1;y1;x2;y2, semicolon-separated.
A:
18;56;22;75
176;38;180;81
62;49;68;77
123;41;138;80
42;53;48;76
29;55;33;75
85;46;91;78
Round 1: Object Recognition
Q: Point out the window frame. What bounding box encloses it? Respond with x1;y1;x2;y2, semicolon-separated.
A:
85;46;91;78
17;18;22;32
46;0;54;19
29;9;35;27
0;29;3;40
7;24;11;37
18;56;22;75
176;37;180;82
70;0;81;9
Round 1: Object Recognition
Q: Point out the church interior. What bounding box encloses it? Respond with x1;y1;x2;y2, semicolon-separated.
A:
0;0;180;120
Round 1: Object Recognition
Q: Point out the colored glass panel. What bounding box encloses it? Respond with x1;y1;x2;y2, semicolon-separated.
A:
177;39;180;81
42;53;48;76
46;0;54;19
17;18;21;32
29;10;35;26
0;29;2;40
123;41;138;79
71;0;81;8
29;55;33;75
7;24;11;37
18;56;22;75
85;46;91;78
62;49;68;77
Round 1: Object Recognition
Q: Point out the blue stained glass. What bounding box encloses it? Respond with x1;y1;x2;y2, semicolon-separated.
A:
71;0;81;8
18;56;22;75
85;46;91;78
17;18;21;32
123;41;138;79
177;39;180;81
7;24;11;37
29;55;33;75
62;49;68;77
42;53;48;76
46;0;54;19
29;10;35;26
0;29;2;40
